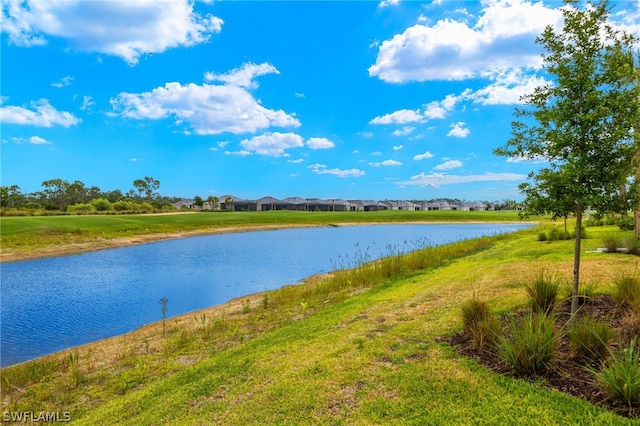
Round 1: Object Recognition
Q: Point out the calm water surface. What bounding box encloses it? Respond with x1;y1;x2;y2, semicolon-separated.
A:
1;223;529;366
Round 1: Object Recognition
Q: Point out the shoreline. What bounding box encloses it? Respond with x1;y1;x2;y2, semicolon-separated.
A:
0;220;529;263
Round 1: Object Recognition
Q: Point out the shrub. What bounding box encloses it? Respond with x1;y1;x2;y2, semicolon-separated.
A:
622;237;640;255
613;273;640;312
618;217;635;231
525;271;560;315
602;235;621;253
138;202;154;212
569;316;614;363
461;298;499;352
497;313;557;376
91;197;111;211
593;337;640;409
112;200;134;211
66;203;96;214
538;231;547;242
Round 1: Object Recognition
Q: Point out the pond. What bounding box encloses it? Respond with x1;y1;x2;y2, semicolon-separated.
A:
0;223;529;366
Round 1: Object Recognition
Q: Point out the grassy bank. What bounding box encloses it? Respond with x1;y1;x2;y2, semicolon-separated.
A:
2;224;638;424
0;210;522;261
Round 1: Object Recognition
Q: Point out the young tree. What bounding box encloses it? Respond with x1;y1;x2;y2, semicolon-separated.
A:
494;0;640;317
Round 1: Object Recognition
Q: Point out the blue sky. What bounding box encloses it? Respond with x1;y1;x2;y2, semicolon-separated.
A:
1;0;639;201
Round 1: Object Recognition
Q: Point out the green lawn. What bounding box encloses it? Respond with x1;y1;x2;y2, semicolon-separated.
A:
0;210;523;257
2;224;638;424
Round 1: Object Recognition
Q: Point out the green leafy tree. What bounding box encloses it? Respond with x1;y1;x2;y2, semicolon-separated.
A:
193;195;204;209
0;185;23;208
494;0;640;317
41;179;70;210
66;180;87;205
132;176;160;201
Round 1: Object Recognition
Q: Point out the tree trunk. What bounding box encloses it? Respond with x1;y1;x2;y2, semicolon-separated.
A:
571;208;583;317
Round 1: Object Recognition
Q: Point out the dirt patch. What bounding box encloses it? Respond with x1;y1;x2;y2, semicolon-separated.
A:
439;295;640;418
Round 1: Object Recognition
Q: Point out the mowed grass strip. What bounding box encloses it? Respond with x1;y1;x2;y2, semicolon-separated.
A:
0;210;522;258
21;225;633;425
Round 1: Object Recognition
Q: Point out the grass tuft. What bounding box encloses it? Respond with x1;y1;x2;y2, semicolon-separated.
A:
593;337;640;411
461;298;499;351
525;270;560;315
569;316;614;364
497;313;557;376
613;273;640;312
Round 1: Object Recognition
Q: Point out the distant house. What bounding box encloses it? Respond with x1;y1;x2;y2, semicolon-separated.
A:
174;199;197;210
384;200;421;211
173;195;503;214
219;195;257;211
361;200;388;211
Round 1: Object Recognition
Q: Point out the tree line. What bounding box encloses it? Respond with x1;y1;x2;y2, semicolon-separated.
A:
0;176;181;213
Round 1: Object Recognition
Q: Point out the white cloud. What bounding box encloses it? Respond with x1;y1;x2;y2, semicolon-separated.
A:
307;137;336;150
11;135;52;144
51;75;73;88
295;92;306;98
471;70;551;105
239;132;304;157
413;151;434;161
359;131;374;138
80;95;95;111
369;0;561;83
204;62;278;89
393;145;403;151
1;0;223;64
111;77;300;135
309;163;366;178
434;159;463;170
370;159;402;167
378;0;400;8
447;122;470;138
209;141;229;151
0;98;81;127
392;126;415;136
224;150;252;156
288;158;304;164
29;135;50;144
370;109;423;125
399;171;526;188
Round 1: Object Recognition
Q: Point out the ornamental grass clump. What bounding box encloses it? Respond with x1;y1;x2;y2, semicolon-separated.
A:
497;313;557;376
614;273;640;312
568;315;614;364
593;337;640;412
525;271;560;316
461;298;498;352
